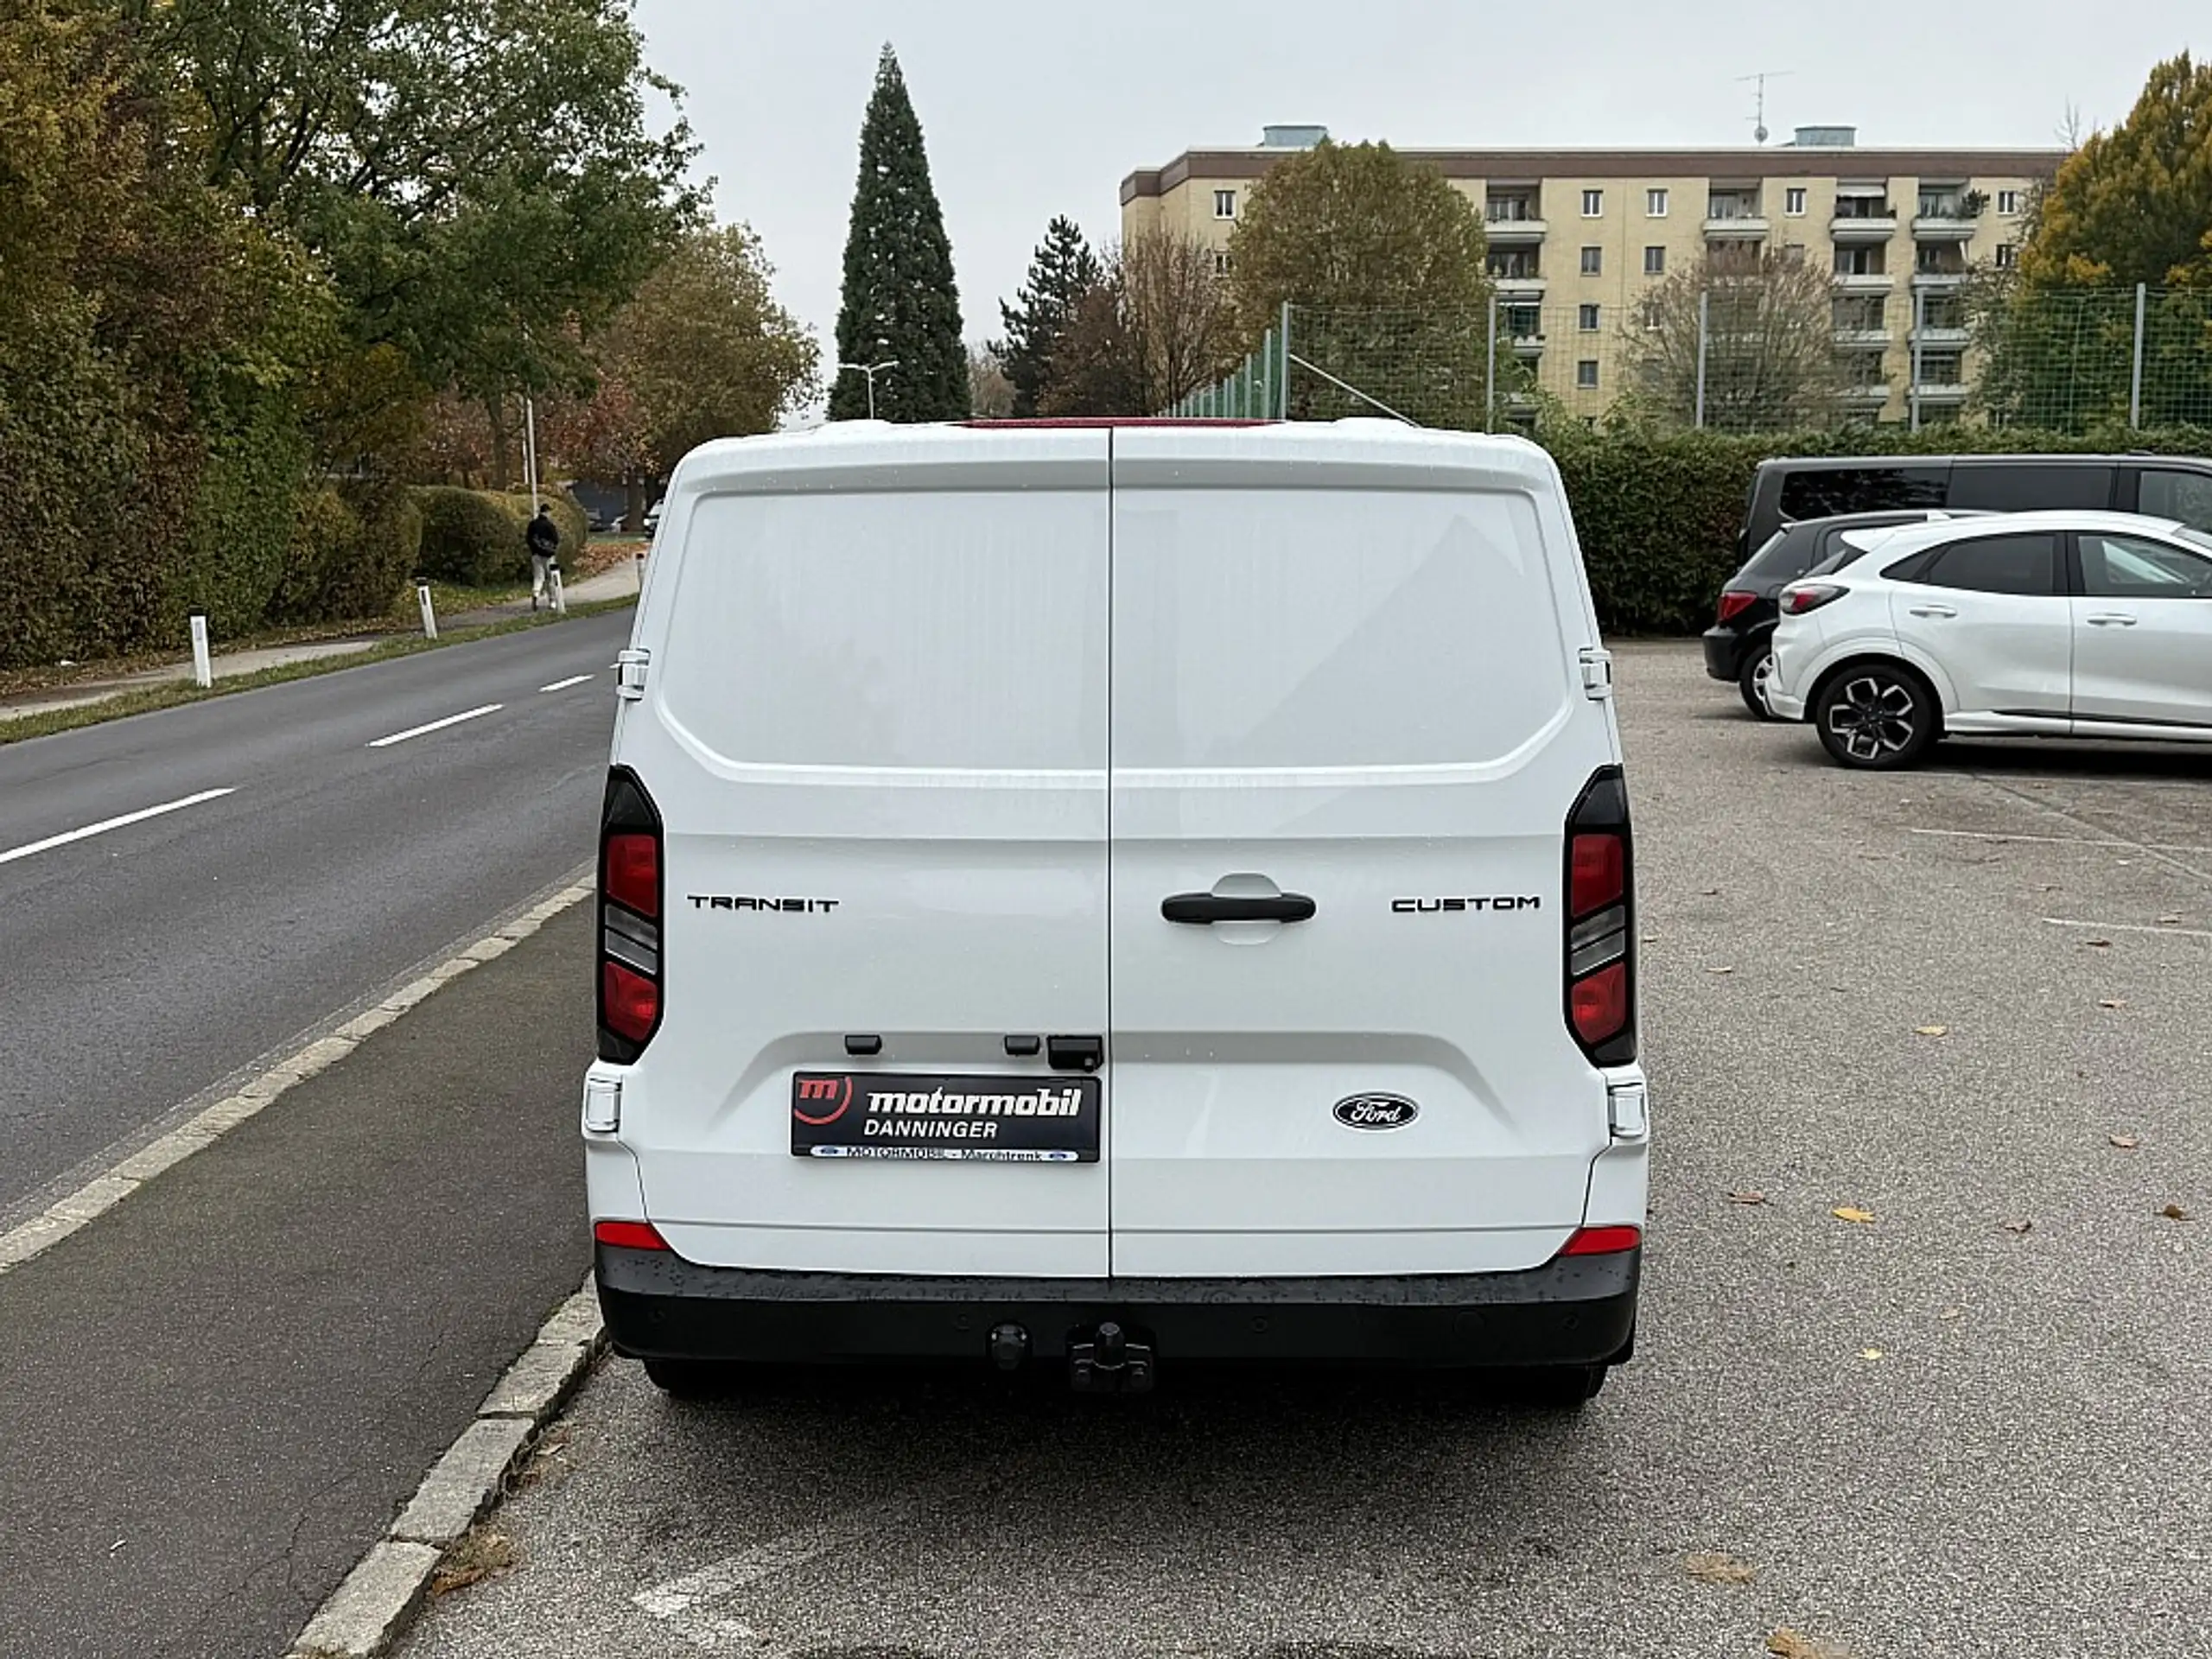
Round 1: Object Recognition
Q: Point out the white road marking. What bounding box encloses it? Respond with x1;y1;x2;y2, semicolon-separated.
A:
538;674;593;692
2043;917;2212;941
0;788;236;868
1911;827;2212;855
634;1476;958;1652
365;703;503;747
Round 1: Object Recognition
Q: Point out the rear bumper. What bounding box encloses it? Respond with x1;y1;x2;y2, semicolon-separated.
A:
594;1243;1640;1370
1701;626;1745;682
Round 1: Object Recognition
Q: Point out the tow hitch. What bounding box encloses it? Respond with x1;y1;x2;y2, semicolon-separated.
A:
1067;1320;1154;1394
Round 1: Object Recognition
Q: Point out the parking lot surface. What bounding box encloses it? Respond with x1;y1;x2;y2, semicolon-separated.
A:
396;643;2210;1659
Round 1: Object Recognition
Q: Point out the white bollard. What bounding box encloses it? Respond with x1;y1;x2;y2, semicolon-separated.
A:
550;566;567;615
188;612;213;689
416;581;438;639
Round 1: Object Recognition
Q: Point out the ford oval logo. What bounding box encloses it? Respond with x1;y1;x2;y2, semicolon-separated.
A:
1333;1093;1419;1131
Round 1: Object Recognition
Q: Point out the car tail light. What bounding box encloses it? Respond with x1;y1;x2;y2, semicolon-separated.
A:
1564;767;1635;1065
1560;1224;1642;1256
598;768;664;1062
594;1219;670;1251
1715;589;1758;624
1780;582;1848;616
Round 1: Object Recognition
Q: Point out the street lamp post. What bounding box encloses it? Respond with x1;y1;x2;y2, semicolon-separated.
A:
836;359;899;421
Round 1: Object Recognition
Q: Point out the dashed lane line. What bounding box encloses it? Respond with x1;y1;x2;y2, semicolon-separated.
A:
366;703;504;748
0;787;236;868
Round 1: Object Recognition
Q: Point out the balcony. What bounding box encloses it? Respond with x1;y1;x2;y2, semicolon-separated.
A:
1838;382;1893;405
1913;198;1983;239
1483;215;1547;245
1834;327;1893;349
1510;333;1546;359
1910;379;1970;404
1829;206;1897;241
1832;269;1894;292
1491;273;1547;298
1910;267;1968;289
1703;213;1770;239
1909;324;1970;347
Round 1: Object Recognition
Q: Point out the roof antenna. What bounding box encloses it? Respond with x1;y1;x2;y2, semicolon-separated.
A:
1738;69;1793;143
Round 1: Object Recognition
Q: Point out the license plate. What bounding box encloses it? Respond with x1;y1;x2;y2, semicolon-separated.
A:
791;1071;1100;1162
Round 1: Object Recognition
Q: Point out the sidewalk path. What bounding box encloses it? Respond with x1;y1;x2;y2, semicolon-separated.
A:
446;555;645;629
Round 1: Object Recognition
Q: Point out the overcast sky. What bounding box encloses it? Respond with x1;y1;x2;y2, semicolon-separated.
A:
633;0;2199;359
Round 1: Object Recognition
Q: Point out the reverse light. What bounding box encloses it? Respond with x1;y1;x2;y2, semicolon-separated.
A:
1781;582;1848;616
593;1219;670;1252
1716;589;1758;624
1561;1224;1643;1256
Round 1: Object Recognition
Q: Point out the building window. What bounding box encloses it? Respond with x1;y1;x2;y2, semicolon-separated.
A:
1643;245;1665;276
1646;188;1668;217
1778;243;1806;265
1582;188;1604;217
1995;242;2018;270
1998;189;2021;215
1212;251;1233;276
1580;245;1602;276
1578;302;1600;332
1785;187;1807;216
1214;188;1236;219
1576;359;1599;390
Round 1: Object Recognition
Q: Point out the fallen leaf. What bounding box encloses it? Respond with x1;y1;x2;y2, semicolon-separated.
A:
2086;938;2113;949
1642;932;1661;943
1700;887;1720;896
1728;1190;1769;1205
2099;999;2126;1010
1859;1347;1885;1360
1766;1630;1851;1659
2038;884;2061;892
1939;1305;1963;1320
2160;1203;2193;1222
1832;1206;1877;1224
1686;1550;1756;1585
1914;1024;1949;1037
1707;965;1736;975
2108;1134;2139;1149
2159;914;2184;925
2002;1218;2033;1235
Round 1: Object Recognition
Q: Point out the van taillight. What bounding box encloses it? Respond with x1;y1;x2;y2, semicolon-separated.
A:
598;768;664;1062
1564;767;1635;1065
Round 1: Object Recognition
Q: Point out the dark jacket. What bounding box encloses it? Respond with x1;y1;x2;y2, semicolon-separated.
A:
525;512;560;558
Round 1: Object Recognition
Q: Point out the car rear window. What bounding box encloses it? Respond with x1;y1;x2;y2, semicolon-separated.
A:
1741;527;1821;584
658;488;1107;770
1111;487;1567;768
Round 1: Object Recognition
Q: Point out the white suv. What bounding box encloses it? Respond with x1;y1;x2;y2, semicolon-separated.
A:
1768;509;2212;768
583;419;1648;1404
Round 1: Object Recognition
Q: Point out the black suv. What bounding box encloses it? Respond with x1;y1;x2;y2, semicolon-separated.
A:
1704;511;1974;718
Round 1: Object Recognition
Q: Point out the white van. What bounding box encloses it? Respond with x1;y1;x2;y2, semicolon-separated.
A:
583;419;1648;1404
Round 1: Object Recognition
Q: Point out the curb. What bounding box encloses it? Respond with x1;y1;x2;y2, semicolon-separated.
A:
0;880;595;1278
287;1275;607;1659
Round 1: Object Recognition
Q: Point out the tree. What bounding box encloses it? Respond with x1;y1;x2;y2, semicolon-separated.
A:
827;44;967;421
996;216;1101;416
1618;248;1843;432
2022;53;2212;289
968;344;1016;419
1037;232;1237;416
1224;141;1497;426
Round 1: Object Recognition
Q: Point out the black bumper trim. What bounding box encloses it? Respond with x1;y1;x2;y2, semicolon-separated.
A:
594;1243;1639;1369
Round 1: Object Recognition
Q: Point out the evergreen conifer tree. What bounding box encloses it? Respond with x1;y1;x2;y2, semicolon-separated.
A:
997;217;1103;416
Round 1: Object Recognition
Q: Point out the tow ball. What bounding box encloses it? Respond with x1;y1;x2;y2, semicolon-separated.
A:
1067;1319;1155;1394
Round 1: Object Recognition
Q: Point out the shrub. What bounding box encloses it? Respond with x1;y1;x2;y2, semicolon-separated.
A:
414;487;588;585
267;484;422;624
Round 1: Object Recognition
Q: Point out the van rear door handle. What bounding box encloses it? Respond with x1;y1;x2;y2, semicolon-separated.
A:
2086;613;2139;626
1162;893;1317;925
1907;603;1958;619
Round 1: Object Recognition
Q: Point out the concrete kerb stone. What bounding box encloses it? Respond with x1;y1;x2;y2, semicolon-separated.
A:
286;1273;605;1656
0;878;594;1283
289;1540;441;1659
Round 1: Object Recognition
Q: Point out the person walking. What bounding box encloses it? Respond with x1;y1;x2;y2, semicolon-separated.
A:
526;505;562;611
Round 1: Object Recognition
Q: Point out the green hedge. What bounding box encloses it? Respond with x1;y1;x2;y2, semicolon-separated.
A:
266;484;423;624
1541;423;2212;635
413;487;588;586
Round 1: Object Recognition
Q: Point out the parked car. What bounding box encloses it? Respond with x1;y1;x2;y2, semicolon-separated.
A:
640;499;663;537
584;420;1647;1405
1737;453;2212;558
1704;510;1980;719
1765;510;2212;768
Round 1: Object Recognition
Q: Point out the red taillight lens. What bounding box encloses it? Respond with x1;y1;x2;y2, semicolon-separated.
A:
605;832;658;918
1570;834;1625;918
1781;582;1847;616
1716;589;1758;623
1569;961;1629;1046
594;1219;670;1251
601;961;659;1044
1561;1224;1642;1256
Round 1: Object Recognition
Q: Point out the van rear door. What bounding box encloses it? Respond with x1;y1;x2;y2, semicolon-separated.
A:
620;429;1111;1275
1105;427;1621;1278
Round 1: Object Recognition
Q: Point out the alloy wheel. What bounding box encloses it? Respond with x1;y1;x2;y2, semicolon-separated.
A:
1824;674;1917;762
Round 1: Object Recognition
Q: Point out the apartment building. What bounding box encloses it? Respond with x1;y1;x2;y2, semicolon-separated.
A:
1122;126;2065;423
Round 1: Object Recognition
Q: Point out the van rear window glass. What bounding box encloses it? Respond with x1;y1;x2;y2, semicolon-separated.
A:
1948;463;2113;512
1112;488;1567;768
1778;467;1947;521
658;489;1106;770
2139;467;2212;533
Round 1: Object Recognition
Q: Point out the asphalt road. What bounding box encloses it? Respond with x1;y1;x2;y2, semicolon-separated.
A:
393;643;2212;1659
0;905;594;1659
0;611;631;1219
